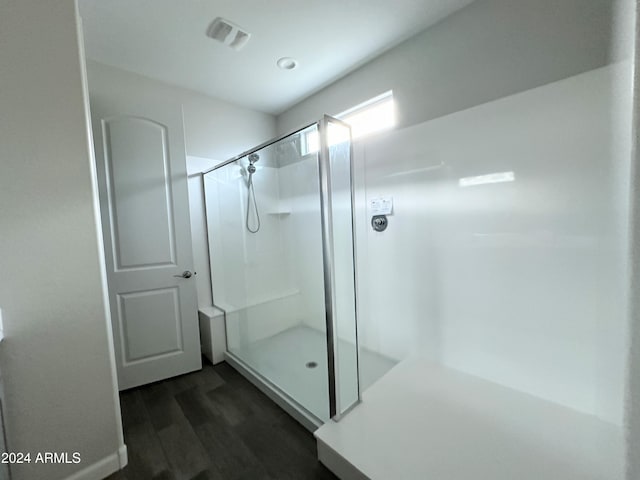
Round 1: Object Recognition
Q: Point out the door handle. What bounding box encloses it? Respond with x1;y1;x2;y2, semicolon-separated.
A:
174;270;194;279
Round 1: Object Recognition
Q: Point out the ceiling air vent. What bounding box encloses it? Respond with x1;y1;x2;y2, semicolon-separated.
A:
206;17;251;51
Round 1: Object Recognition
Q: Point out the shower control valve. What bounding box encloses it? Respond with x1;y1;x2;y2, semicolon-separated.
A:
371;215;388;232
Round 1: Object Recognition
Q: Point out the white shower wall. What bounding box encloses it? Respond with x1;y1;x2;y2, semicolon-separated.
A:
205;133;348;348
205;157;304;345
277;151;327;332
354;64;631;424
208;130;362;393
276;135;359;350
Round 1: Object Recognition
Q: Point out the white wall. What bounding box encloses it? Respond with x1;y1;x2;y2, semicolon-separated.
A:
274;0;638;448
277;0;619;134
357;65;630;424
205;161;293;309
275;139;326;333
86;61;276;309
0;1;124;479
187;166;216;309
625;4;640;478
86;61;275;162
276;0;634;414
202;147;312;346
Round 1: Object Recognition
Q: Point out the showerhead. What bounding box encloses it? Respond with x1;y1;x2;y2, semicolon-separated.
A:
248;153;260;164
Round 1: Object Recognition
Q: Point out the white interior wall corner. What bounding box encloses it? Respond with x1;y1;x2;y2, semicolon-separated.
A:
84;66;280;314
0;0;123;478
624;2;640;478
275;0;617;135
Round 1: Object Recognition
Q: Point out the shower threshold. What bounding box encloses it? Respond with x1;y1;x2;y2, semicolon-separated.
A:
222;325;397;433
224;350;324;432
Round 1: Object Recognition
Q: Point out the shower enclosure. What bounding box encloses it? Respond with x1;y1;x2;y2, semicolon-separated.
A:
203;116;359;427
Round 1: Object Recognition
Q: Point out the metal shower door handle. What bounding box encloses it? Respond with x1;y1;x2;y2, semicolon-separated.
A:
174;270;193;279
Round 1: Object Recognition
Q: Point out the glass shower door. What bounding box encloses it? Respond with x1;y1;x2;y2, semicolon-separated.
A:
204;124;333;422
319;116;360;418
203;118;359;424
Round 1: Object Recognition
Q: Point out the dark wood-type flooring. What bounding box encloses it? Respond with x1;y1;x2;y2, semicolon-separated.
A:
105;360;338;480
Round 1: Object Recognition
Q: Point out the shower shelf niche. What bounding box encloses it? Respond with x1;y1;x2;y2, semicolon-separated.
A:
266;209;291;215
266;201;292;215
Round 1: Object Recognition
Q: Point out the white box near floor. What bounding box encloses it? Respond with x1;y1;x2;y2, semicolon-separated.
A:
198;306;226;364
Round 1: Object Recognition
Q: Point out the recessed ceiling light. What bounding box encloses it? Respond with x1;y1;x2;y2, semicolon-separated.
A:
277;57;298;70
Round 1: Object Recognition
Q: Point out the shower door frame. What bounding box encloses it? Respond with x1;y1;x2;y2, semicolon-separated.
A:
201;115;361;427
318;114;361;420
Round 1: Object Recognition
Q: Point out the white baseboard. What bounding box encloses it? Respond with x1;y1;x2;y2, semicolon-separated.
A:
117;444;128;469
64;444;128;480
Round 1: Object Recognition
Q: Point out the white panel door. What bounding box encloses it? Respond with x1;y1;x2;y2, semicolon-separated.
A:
90;90;201;390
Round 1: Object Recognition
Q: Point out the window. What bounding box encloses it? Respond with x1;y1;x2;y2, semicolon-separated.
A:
338;90;395;139
301;90;395;155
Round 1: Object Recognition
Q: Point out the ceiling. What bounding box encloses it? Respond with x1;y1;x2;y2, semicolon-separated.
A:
79;0;474;115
